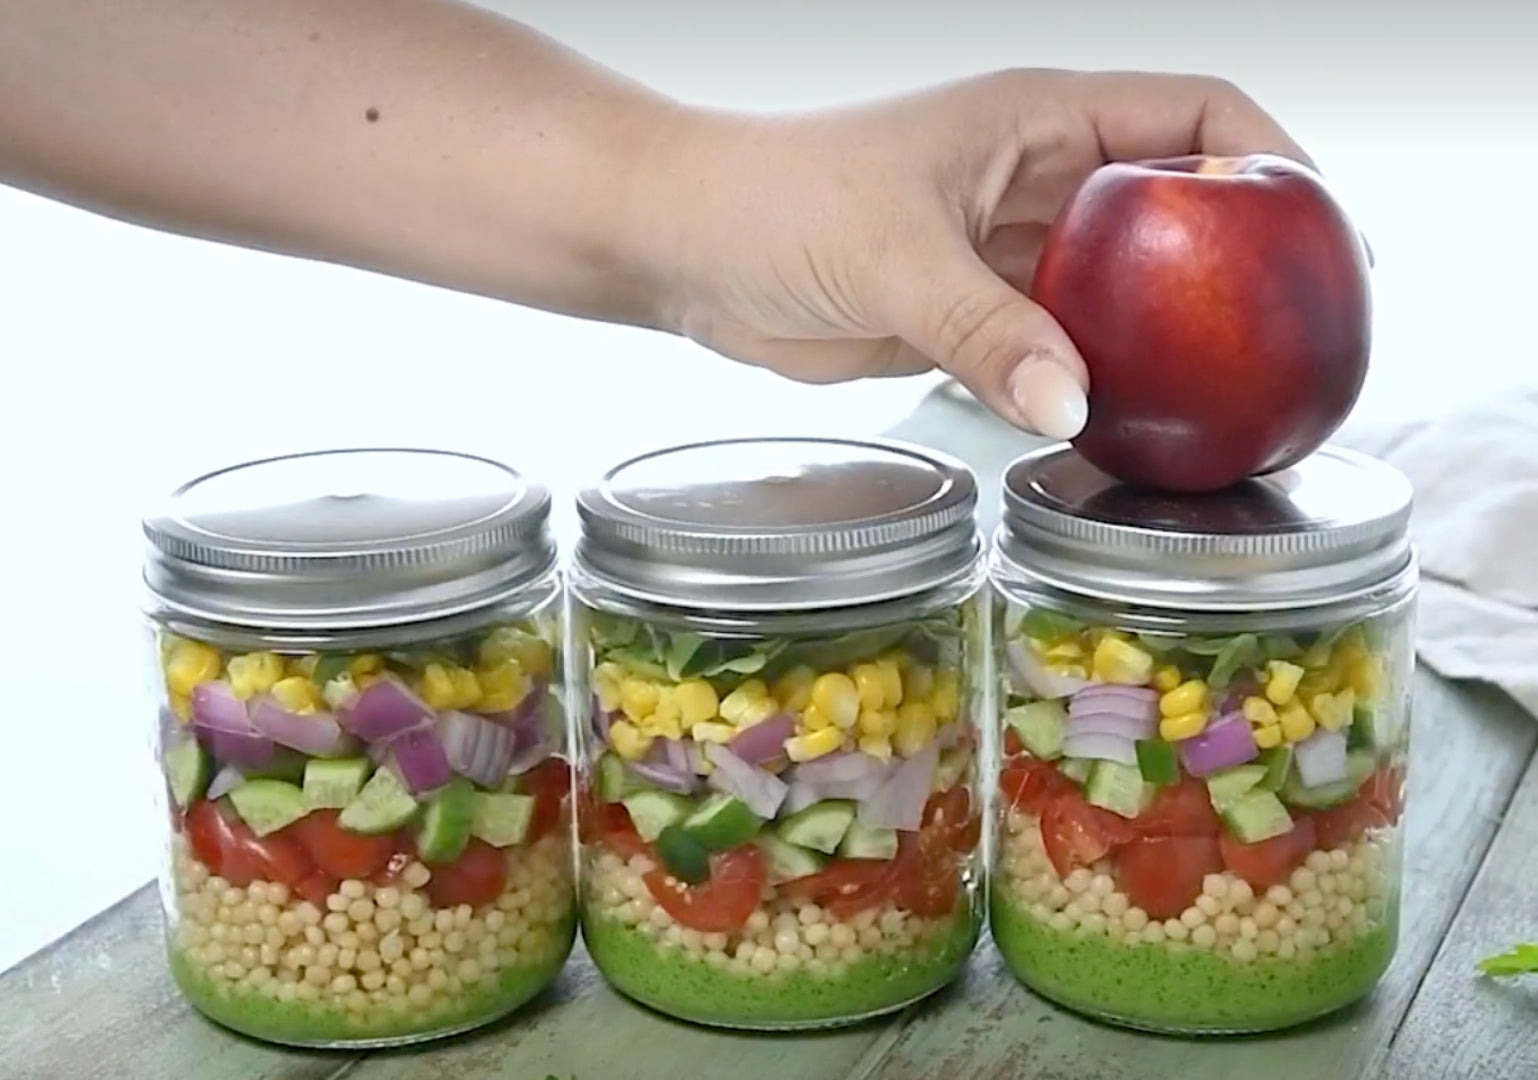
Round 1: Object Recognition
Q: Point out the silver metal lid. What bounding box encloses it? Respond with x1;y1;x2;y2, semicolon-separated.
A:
573;437;981;611
995;444;1415;612
143;448;555;630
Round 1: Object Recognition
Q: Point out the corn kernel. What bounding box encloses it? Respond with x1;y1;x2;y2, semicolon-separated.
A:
289;655;320;679
227;652;285;700
851;663;886;711
857;708;897;738
1252;723;1284;749
738;698;781;727
644;690;684;740
349;654;383;679
1264;661;1305;706
1347;654;1383;700
1310;688;1356;732
876;658;904;708
719;680;771;725
810;673;860;730
166;641;223;698
930;669;961;723
800;703;835;732
894;701;938;757
619;679;660;724
449;667;482;709
690;722;735;745
608;720;652;762
1300;641;1333;670
271;676;321;714
1092;637;1155;686
478;627;552;679
1042;640;1085;662
592;662;624;713
1152;665;1183;693
903;664;935;703
858;735;893;761
419;664;458;710
673;679;720;726
1279;702;1316;743
785;727;843;762
1242;696;1279;726
1159;679;1208;719
772;666;817;713
169;693;193;722
1159;711;1209;741
478;658;530;712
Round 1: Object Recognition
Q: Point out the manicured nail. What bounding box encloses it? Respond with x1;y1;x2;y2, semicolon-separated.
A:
1010;358;1088;440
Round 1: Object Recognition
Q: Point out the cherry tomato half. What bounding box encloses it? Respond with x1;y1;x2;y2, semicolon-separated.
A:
426;839;509;908
644;845;768;933
1114;835;1223;920
525;757;573;846
1040;790;1137;878
291;810;402;881
1134;776;1222;838
1219;816;1319;890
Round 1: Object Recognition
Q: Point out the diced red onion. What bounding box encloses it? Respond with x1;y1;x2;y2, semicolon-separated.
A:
589;696;615;742
206;765;244;801
190;681;276;771
628;740;696;794
504;727;553;777
1066;710;1157;742
1070;684;1159;710
1061;731;1138;767
384;726;453;794
435;710;518;788
1006;640;1089;700
857;742;939;832
684;742;711;776
790;750;889;787
1294;728;1349;788
338;676;435;744
249;696;358;758
481;678;550;738
814;771;892;802
661;738;690;777
782;779;822;816
705;744;788;819
1177;713;1259;778
727;713;797;767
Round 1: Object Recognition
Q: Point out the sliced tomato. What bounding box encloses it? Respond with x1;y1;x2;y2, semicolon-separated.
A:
999;757;1071;817
782;858;896;919
1312;797;1390;850
1114;835;1223;920
525;757;573;845
1363;765;1405;825
1134;776;1221;838
1003;728;1026;758
1040;790;1138;878
923;787;981;855
183;800;314;891
899;831;963;918
644;844;767;933
184;799;235;878
426;838;508;908
294;870;340;908
291;810;400;880
242;826;317;892
371;843;417;887
1219;816;1319;890
583;798;650;862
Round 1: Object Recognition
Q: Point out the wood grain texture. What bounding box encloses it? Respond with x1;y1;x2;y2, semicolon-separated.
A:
1374;748;1538;1080
848;675;1536;1080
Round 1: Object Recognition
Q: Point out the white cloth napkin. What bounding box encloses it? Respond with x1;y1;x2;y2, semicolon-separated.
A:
1337;390;1538;718
886;382;1538;719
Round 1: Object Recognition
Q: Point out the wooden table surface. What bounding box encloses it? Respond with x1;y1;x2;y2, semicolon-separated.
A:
8;389;1536;1080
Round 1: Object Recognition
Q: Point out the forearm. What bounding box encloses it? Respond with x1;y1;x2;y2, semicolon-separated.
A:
0;0;689;328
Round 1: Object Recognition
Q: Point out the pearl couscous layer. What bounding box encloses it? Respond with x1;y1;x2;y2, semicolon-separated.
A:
166;833;576;1047
581;849;979;1029
992;808;1398;1031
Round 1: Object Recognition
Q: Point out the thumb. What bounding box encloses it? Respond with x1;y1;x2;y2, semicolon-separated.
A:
885;234;1089;439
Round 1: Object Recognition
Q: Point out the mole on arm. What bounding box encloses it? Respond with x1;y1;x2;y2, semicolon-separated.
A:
365;107;380;123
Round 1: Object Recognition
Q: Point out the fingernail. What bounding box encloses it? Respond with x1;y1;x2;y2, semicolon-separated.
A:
1009;358;1088;440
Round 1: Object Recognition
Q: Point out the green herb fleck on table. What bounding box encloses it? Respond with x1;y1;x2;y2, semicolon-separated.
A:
1478;943;1538;976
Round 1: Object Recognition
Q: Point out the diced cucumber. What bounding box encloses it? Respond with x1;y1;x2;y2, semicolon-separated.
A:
165;740;211;808
934;744;972;792
837;820;899;860
1222;790;1295;843
596;751;645;803
1205;763;1269;814
1347;703;1388;751
621;789;695;843
416;778;477;864
1005;701;1067;760
248;748;308;785
302;757;372;810
1280;749;1378;809
681;793;764;852
311;654;353;687
759;833;828;885
776;800;857;855
1258;747;1293;793
655;825;710;884
338;767;419;834
1085;761;1153;820
471;792;536;847
1058;757;1094;784
1134;739;1179;786
228;779;309;837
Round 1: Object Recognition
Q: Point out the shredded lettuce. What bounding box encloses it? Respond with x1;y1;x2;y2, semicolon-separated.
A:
1479;944;1538;977
1207;633;1262;689
1016;608;1084;642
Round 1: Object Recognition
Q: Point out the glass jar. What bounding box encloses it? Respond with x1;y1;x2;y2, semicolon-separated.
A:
142;449;576;1047
569;437;987;1029
988;445;1416;1034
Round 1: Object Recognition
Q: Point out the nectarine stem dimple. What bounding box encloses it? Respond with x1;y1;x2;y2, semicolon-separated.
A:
1194;157;1245;176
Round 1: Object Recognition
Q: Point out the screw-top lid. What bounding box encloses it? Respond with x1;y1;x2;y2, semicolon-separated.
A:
995;444;1414;612
143;448;555;631
574;437;980;611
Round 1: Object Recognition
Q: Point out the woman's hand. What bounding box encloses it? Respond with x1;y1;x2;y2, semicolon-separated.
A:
659;70;1313;438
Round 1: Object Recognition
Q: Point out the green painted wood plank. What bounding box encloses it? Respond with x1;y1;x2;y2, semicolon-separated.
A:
1374;748;1538;1079
0;887;336;1080
846;675;1536;1080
